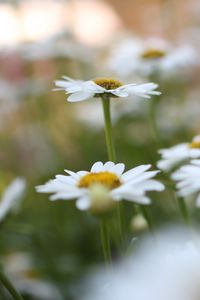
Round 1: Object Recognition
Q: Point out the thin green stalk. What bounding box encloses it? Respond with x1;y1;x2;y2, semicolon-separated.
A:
117;202;125;247
101;95;124;255
101;96;116;162
177;197;190;225
0;270;24;300
100;220;112;266
148;97;161;146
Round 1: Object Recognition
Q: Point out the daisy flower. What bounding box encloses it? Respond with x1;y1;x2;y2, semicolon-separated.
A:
157;135;200;171
171;160;200;206
2;252;62;300
54;76;161;102
0;178;26;223
36;161;164;213
108;37;197;78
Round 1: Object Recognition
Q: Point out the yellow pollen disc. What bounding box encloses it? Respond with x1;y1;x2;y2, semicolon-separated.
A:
78;171;121;190
141;48;166;59
189;141;200;149
93;78;123;90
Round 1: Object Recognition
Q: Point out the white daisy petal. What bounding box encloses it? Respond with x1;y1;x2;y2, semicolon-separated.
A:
91;161;104;172
109;89;129;97
77;171;89;176
50;191;82;201
68;91;94;102
114;192;151;204
103;161;115;170
55;175;77;185
125;170;160;186
122;165;151;181
110;163;125;175
137;180;165;191
0;178;26;222
64;169;80;179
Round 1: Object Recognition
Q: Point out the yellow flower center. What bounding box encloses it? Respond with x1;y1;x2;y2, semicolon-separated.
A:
78;171;121;190
141;48;166;59
93;78;123;90
189;141;200;149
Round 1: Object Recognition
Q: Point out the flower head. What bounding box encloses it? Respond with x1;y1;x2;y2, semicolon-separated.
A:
36;161;164;213
54;76;161;102
0;178;26;223
171;159;200;206
2;251;63;300
108;37;198;78
157;135;200;171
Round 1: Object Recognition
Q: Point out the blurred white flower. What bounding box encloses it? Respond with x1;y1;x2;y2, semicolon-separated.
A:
156;95;200;135
80;228;200;300
54;76;161;102
20;36;94;62
2;252;62;300
108;37;198;78
0;178;26;222
157;135;200;171
171;159;200;206
36;161;164;212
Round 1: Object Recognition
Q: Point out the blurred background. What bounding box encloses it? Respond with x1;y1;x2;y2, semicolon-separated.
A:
0;0;200;299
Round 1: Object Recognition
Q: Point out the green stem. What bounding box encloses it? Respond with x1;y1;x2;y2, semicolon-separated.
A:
148;97;161;146
100;220;112;266
177;197;190;225
101;95;124;255
0;270;24;300
117;202;125;247
101;96;116;162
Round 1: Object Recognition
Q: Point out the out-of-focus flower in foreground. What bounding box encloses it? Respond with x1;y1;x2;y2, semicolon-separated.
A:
36;161;164;213
54;76;161;102
157;135;200;171
80;228;200;300
171;159;200;206
0;178;26;223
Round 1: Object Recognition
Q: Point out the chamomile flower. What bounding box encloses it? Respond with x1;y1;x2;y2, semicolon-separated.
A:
0;178;26;223
36;161;164;213
2;252;62;300
108;37;197;78
171;160;200;206
157;135;200;171
54;76;161;102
